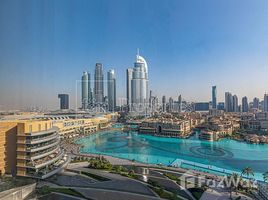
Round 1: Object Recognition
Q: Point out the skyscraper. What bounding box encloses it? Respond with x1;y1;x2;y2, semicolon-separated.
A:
81;71;89;109
162;95;166;112
94;63;104;104
131;51;149;113
264;94;268;112
107;69;116;111
168;97;174;113
126;68;133;111
225;92;233;112
253;97;259;109
58;94;69;109
149;90;153;110
178;94;182;112
242;96;249;112
212;86;217;109
232;95;238;112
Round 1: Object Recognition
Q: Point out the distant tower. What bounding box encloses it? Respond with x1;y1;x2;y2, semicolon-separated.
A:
253;97;259;109
107;69;116;111
178;94;182;112
131;50;149;113
149;90;153;109
242;96;249;112
126;68;133;111
212;86;217;109
168;97;174;113
232;95;238;112
162;95;166;112
264;94;268;112
58;94;69;109
94;63;104;104
225;92;233;112
81;71;89;109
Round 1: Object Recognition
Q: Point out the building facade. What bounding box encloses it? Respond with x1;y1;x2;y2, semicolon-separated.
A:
212;86;217;109
16;120;68;179
58;94;69;110
94;63;104;104
81;71;90;109
126;68;133;111
107;69;116;112
264;94;268;112
242;96;249;112
131;52;149;113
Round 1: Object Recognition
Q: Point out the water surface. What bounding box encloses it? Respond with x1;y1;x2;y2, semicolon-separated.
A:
76;131;268;181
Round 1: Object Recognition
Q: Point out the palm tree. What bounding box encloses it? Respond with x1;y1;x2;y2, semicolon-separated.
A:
241;167;254;179
232;173;241;195
224;175;234;199
263;171;268;183
241;167;254;192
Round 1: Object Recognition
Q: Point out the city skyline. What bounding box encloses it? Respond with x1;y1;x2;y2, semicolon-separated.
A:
1;0;268;110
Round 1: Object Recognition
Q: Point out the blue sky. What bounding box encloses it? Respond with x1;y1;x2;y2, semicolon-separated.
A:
0;0;268;110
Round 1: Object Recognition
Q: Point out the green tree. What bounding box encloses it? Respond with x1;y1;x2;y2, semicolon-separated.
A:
263;171;268;183
241;167;254;192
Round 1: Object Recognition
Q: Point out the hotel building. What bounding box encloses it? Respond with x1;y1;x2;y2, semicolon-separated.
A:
16;120;68;179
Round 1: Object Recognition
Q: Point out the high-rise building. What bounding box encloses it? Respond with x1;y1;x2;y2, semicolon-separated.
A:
81;71;89;109
232;95;238;112
242;96;249;112
264;94;268;112
58;94;69;109
87;72;92;106
212;86;217;109
168;97;174;113
178;94;182;112
107;69;116;111
253;97;259;109
149;90;153;109
162;95;166;112
94;63;104;104
225;92;233;112
131;51;149;113
126;68;133;111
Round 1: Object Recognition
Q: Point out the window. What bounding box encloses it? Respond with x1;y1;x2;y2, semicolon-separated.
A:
29;125;32;133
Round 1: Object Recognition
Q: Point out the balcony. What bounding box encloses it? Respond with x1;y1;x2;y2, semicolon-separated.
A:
23;155;70;179
27;150;64;169
17;146;60;161
25;139;60;153
30;146;60;160
26;127;59;137
24;132;58;145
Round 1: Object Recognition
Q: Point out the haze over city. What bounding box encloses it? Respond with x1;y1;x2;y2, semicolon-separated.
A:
1;0;268;110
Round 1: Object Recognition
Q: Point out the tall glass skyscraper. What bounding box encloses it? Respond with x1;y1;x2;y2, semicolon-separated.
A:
225;92;233;112
242;96;249;112
162;95;166;112
107;69;116;111
212;86;217;109
94;63;104;104
131;51;149;113
58;94;69;109
81;71;89;109
126;68;133;111
264;94;268;112
232;95;238;112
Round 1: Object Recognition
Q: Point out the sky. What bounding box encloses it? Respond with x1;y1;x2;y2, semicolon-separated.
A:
0;0;268;110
